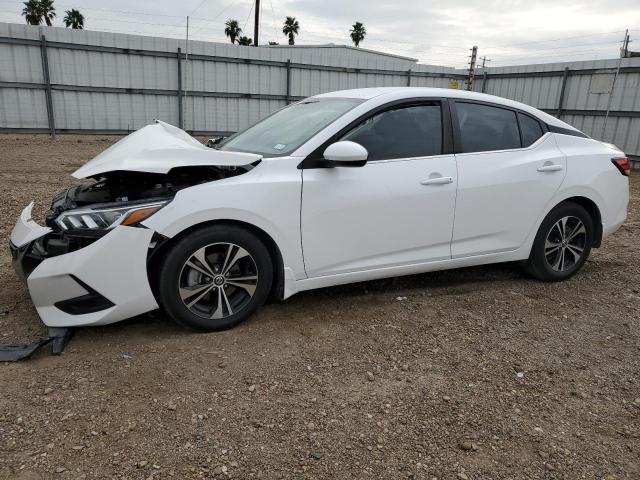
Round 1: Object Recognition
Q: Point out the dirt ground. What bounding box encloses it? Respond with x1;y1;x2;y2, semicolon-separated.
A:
0;134;638;480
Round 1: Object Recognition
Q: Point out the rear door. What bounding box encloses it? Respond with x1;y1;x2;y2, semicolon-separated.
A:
451;101;567;258
301;100;458;277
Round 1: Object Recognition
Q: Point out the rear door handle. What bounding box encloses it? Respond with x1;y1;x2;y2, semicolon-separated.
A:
420;176;453;186
537;164;563;172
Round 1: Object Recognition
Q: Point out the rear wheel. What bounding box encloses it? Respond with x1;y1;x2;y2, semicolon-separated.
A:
158;225;273;331
524;202;594;282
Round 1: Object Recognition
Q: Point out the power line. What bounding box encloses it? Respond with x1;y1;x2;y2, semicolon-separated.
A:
79;17;188;29
188;0;245;36
0;9;230;29
489;50;624;65
295;28;466;54
242;0;254;33
188;0;214;17
268;0;278;41
484;29;627;48
489;44;621;60
297;26;464;51
485;40;623;55
0;0;246;24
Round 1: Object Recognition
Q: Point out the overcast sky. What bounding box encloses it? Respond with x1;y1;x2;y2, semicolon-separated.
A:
1;0;639;67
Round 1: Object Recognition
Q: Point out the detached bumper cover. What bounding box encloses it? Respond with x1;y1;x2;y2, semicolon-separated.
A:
10;203;159;328
0;327;73;361
11;202;52;248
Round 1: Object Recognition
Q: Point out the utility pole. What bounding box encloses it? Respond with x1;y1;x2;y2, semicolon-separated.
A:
184;16;189;129
603;29;627;138
625;35;639;57
621;29;630;58
479;55;491;69
253;0;260;46
466;46;478;91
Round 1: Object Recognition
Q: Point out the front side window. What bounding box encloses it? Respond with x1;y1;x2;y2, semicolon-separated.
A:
518;112;544;147
456;102;521;153
219;98;363;157
340;104;443;161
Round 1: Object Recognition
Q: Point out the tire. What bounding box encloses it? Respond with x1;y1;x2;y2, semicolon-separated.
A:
524;201;594;282
157;225;273;331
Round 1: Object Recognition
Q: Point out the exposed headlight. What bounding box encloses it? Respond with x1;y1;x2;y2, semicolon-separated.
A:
55;201;168;231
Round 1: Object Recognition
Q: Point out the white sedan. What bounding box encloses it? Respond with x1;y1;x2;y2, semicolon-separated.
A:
10;87;630;332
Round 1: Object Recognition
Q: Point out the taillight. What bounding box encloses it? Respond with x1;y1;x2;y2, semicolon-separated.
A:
612;157;631;176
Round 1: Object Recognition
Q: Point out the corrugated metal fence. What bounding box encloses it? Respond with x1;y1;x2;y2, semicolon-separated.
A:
1;22;639;160
0;23;462;136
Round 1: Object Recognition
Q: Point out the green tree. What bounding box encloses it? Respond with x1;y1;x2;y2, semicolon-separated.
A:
63;8;84;29
282;16;299;45
237;36;252;46
224;19;242;44
22;0;43;25
349;21;366;47
39;0;56;26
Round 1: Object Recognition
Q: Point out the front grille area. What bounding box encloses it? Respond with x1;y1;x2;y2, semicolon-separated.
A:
10;241;45;283
11;231;104;284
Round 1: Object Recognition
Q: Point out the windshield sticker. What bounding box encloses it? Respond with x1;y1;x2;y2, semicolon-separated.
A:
273;144;287;150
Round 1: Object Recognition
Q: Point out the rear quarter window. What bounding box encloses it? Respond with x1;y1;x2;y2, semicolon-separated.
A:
518;113;544;147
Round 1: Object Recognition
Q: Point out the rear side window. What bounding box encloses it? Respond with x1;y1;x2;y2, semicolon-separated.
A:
456;102;521;153
341;104;442;160
518;113;544;147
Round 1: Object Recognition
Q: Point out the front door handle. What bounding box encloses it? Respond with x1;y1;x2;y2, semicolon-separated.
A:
420;176;453;186
537;164;563;172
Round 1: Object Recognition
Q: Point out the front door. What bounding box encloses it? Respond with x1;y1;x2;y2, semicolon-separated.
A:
301;102;458;278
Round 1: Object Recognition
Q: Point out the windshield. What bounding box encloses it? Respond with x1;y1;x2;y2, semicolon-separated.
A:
218;97;363;157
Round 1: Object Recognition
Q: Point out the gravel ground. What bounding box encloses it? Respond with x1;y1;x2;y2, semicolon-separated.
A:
0;134;638;480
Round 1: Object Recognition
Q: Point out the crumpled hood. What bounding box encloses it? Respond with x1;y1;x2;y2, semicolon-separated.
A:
72;120;261;179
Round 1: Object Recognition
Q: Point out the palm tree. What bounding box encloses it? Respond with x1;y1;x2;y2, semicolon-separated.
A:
39;0;56;26
237;36;252;46
350;22;366;48
22;0;42;25
282;16;299;45
224;19;242;44
63;8;84;29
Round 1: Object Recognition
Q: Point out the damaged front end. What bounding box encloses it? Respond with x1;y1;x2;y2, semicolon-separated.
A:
43;165;250;257
7;121;261;359
14;164;253;282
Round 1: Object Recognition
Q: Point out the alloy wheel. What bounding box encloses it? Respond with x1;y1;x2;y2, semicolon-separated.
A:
544;216;587;272
178;242;258;320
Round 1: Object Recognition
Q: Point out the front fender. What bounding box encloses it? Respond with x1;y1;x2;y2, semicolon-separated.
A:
142;157;306;284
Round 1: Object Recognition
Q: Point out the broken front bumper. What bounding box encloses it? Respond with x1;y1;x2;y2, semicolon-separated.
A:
10;203;159;328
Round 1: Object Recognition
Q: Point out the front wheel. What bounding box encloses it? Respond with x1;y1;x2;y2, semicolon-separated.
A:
158;225;273;331
524;202;594;282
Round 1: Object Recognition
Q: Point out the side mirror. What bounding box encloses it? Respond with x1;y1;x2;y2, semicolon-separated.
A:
323;141;368;167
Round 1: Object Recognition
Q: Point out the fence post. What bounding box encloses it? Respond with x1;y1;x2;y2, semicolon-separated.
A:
406;69;412;86
556;67;570;118
285;59;291;104
177;47;183;129
481;71;488;93
39;34;55;138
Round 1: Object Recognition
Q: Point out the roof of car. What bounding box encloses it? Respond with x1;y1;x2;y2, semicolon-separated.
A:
313;87;578;131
